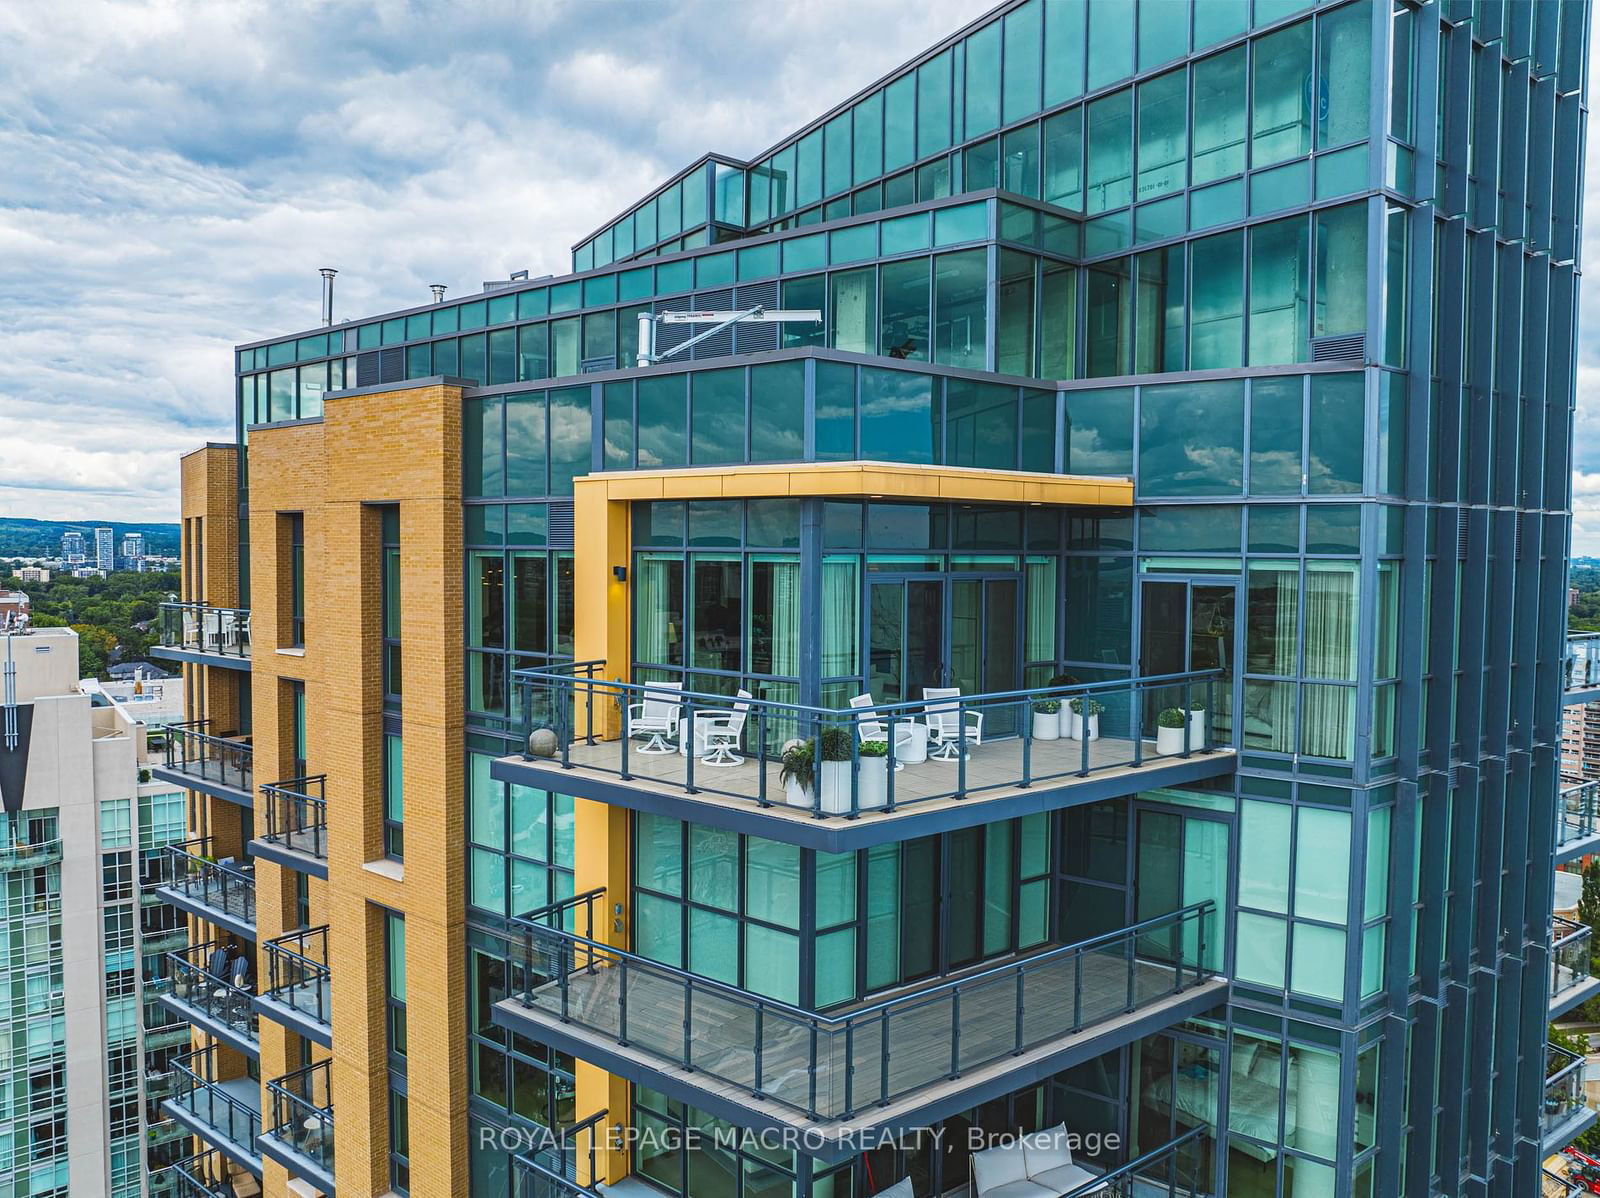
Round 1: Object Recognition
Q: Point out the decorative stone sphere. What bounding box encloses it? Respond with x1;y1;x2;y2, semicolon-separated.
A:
528;728;559;758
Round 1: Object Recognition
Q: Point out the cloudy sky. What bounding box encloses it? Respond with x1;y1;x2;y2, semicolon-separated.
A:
4;0;1600;548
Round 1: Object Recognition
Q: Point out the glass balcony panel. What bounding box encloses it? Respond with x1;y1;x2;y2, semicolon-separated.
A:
156;602;252;659
259;776;328;863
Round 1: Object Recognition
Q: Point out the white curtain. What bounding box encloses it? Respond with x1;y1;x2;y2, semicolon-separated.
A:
767;559;800;678
1025;558;1057;667
821;558;859;679
1301;563;1358;759
1246;563;1298;752
635;556;678;667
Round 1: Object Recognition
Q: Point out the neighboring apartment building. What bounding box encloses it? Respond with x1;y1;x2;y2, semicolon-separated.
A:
17;568;51;585
0;626;191;1198
95;528;116;574
152;2;1593;1197
61;533;87;564
1561;702;1600;783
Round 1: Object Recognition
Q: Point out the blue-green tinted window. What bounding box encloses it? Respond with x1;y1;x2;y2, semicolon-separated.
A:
487;294;515;325
683;163;709;227
933;249;987;370
1065;387;1133;474
603;382;633;470
658;181;683;239
736;243;778;282
1001;124;1041;197
549;280;580;314
517;325;548;382
1247;216;1309;365
1249;376;1304;494
860;368;935;463
1085;90;1132;213
488;329;515;385
853;91;883;185
547;386;591;494
691;369;745;465
880;257;930;362
933;202;986;247
1043;0;1085;105
1252;20;1313;167
815;361;856;460
1085;0;1133;91
1043;107;1083;209
1139;505;1241;553
404;314;429;341
695;252;734;289
1139;380;1244;496
381;318;404;344
1192;48;1247;185
1139;0;1188;68
945;379;1016;470
582;274;616;308
655;259;692;296
297;334;329;360
822;115;852;204
507;393;547;496
749;361;806;463
916;50;952;159
828;268;877;355
829;224;876;265
964;137;999;191
433;306;460;335
458;302;486;332
964;20;1000;138
1318;3;1371;149
714;163;745;225
796;130;822;209
1137;69;1187;200
358;324;381;350
1002;0;1043;124
1307;374;1365;494
637;375;687;469
1194;0;1247;47
1189;231;1244;369
884;76;916;173
1315;202;1368;337
617;267;653;303
880;213;930;256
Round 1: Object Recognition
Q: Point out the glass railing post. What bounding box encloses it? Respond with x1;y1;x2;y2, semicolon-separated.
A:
843;1023;855;1116
880;1012;892;1107
1014;969;1025;1053
1205;676;1215;750
616;957;628;1046
807;1024;820;1118
682;983;694;1071
684;697;697;795
619;683;631;780
849;724;860;819
1079;698;1091;777
753;1006;764;1096
1021;697;1032;788
1132;681;1144;766
957;699;968;797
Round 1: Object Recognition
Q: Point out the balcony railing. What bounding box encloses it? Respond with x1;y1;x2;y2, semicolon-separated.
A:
509;890;1216;1121
165;940;257;1046
1048;1125;1207;1197
0;838;63;872
512;1110;609;1198
157;602;252;659
1552;915;1595;1003
159;839;256;932
513;664;1226;820
166;1045;261;1160
259;775;327;863
162;721;253;796
264;1058;333;1179
1560;781;1600;855
1545;1044;1588;1138
162;1147;240;1198
263;925;331;1033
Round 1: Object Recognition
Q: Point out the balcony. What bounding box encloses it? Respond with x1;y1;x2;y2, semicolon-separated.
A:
511;1110;609;1198
161;1045;262;1176
161;1147;255;1198
1559;781;1600;863
258;926;332;1046
1553;914;1600;1018
159;941;259;1059
154;840;257;941
260;1058;334;1195
0;837;63;872
495;892;1223;1148
153;721;254;807
146;1118;189;1148
1543;1043;1597;1153
1567;633;1600;704
151;602;252;671
496;667;1236;853
251;775;328;879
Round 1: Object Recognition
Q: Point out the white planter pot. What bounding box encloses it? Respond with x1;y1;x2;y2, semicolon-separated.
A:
1188;710;1206;748
819;760;852;814
858;756;888;810
1068;712;1100;741
1031;710;1061;741
784;778;812;809
1156;725;1187;755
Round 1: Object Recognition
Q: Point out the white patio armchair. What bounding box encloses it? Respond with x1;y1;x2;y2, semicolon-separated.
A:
922;687;982;761
849;693;917;771
697;690;752;767
181;610;201;649
627;681;683;754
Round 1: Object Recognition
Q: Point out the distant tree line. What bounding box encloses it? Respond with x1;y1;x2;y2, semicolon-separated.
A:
3;568;180;678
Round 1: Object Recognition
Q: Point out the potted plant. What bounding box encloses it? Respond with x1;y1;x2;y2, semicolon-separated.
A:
1186;698;1207;749
1156;707;1188;755
817;726;855;814
858;739;889;810
1067;697;1104;741
1031;698;1061;741
138;768;151;784
779;739;816;808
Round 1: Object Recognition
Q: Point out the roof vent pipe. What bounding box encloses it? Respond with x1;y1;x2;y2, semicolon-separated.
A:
319;268;337;326
430;284;447;303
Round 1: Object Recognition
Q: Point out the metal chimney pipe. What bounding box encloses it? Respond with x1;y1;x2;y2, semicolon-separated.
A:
319;268;337;326
430;284;447;303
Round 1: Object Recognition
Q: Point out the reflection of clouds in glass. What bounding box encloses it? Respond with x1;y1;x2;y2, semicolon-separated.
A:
550;396;589;457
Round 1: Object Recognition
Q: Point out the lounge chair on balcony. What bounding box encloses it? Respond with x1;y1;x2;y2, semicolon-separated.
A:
698;690;752;767
923;687;982;761
627;681;683;754
875;1180;913;1198
849;694;916;770
971;1124;1105;1197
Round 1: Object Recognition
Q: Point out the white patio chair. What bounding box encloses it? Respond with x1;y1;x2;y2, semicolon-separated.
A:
849;693;915;771
922;687;982;761
182;611;201;649
217;610;237;650
627;681;683;754
698;690;752;767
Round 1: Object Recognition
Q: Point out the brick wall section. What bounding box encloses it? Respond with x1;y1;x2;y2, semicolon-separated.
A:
248;384;468;1198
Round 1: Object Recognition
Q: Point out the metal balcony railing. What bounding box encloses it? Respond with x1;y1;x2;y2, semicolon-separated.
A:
510;890;1216;1120
1545;1044;1588;1137
1048;1125;1207;1197
165;940;257;1045
157;602;251;659
166;1045;260;1157
513;664;1226;819
162;721;253;795
160;839;256;930
263;926;331;1031
1552;915;1595;1003
161;1147;240;1198
512;1109;609;1198
259;775;328;862
1559;781;1600;855
264;1058;333;1178
0;837;63;872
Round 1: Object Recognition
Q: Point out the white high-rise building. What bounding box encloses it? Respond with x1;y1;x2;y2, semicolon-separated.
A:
94;527;115;572
60;531;86;563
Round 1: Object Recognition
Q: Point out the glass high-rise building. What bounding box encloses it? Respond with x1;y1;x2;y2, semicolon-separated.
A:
153;2;1594;1196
